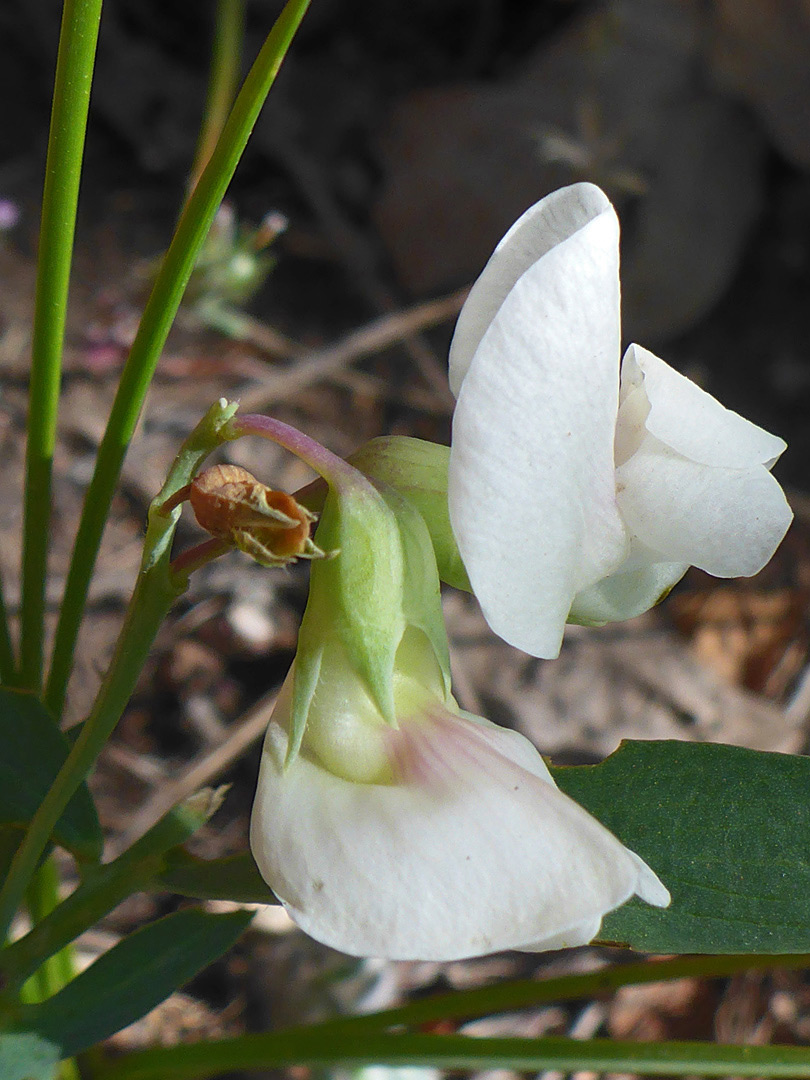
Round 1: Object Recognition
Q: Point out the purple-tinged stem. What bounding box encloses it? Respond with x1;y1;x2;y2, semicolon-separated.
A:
171;537;232;577
231;415;362;490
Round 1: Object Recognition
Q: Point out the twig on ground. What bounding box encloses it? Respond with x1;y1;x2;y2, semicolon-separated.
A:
238;287;468;412
265;131;457;402
108;688;278;857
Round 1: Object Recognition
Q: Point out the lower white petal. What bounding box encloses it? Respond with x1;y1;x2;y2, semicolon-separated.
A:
251;707;669;961
616;435;793;577
569;557;688;626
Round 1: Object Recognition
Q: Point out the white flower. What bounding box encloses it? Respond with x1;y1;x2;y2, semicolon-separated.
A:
247;417;669;961
250;635;669;962
448;183;792;658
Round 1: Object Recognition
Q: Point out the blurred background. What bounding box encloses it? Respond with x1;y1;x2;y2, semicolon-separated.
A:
1;0;810;1069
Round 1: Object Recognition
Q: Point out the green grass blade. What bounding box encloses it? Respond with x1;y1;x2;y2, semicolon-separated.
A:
190;0;246;190
19;0;104;691
45;0;310;719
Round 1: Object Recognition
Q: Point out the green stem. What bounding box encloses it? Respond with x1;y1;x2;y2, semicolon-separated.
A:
0;400;238;945
0;790;223;991
190;0;246;191
312;952;810;1034
44;0;311;720
19;0;104;691
94;1029;810;1080
0;575;16;682
19;858;74;1005
18;859;81;1080
0;560;180;942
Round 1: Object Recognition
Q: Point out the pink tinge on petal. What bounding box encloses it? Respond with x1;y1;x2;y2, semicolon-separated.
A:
390;709;556;792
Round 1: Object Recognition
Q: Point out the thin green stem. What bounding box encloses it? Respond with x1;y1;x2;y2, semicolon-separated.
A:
0;561;180;942
45;0;311;720
94;1028;810;1080
19;859;73;1005
0;575;16;682
312;952;810;1035
190;0;246;191
20;0;104;690
0;790;223;991
0;400;237;945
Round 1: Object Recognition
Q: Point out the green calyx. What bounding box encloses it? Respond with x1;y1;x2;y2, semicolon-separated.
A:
286;461;452;766
348;436;470;592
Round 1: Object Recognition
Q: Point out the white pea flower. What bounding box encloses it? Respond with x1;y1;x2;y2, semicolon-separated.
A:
244;417;670;961
251;631;669;962
448;183;792;658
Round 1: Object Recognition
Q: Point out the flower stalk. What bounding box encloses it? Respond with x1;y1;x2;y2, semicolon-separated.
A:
0;401;237;941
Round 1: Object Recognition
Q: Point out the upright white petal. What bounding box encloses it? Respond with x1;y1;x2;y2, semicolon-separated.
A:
251;702;668;961
449;204;627;658
621;345;787;469
449;184;615;394
616;434;793;577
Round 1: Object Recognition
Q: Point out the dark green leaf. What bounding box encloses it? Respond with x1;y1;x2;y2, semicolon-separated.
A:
0;1031;59;1080
157;850;277;904
552;740;810;953
0;689;102;862
24;908;253;1056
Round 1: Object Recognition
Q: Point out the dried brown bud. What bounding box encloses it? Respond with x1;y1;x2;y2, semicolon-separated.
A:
189;464;325;567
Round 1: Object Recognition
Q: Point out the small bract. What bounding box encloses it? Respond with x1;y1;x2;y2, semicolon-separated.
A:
448;183;793;658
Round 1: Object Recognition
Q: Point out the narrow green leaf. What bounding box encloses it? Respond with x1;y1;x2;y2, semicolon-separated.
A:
22;909;253;1057
0;1031;59;1080
0;826;25;884
20;0;104;690
0;690;101;862
156;850;277;904
552;740;810;953
304;953;810;1036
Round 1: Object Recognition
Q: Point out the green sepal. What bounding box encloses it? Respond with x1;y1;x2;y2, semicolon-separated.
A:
349;437;470;592
373;481;451;701
296;478;406;733
288;642;323;763
287;461;453;762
